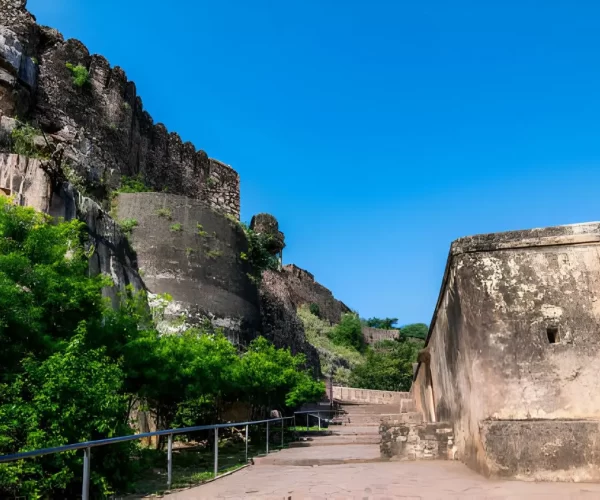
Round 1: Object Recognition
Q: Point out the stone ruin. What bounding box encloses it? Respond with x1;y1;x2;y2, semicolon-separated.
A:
388;221;600;482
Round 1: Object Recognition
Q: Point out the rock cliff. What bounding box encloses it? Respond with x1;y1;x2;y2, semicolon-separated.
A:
0;0;350;376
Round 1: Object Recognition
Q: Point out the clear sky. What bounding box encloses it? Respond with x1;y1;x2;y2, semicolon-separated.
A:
28;0;600;325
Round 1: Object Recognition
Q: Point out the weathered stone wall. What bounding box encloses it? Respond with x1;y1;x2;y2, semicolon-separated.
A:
413;221;600;480
0;153;144;305
280;264;350;324
0;0;240;217
362;326;399;345
115;192;258;344
332;387;407;405
260;269;321;376
380;415;455;461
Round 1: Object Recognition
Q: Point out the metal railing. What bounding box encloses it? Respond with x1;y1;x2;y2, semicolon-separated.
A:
0;416;294;499
293;409;343;430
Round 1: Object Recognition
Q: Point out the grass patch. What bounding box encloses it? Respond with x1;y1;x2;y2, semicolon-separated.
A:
155;207;172;220
170;222;183;232
119;219;138;234
205;249;223;259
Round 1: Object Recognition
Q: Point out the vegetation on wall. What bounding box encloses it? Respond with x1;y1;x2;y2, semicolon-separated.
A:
298;306;423;391
238;222;279;283
0;198;323;498
65;62;90;88
363;317;398;329
400;323;428;340
10;121;47;159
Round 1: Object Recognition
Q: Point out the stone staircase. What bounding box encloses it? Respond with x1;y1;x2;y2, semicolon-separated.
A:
380;394;455;461
254;401;394;466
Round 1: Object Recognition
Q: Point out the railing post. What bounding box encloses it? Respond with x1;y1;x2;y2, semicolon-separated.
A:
82;447;91;500
214;427;218;478
281;418;284;448
266;421;270;454
167;433;173;490
245;424;249;463
307;414;309;431
318;415;321;430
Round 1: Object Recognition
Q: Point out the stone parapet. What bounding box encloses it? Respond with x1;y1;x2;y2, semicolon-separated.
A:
333;387;409;405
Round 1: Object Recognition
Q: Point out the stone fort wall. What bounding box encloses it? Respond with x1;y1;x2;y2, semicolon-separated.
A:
362;326;399;345
0;0;240;217
413;221;600;481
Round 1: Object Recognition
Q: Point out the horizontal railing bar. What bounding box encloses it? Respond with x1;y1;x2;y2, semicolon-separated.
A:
293;410;339;414
0;416;294;464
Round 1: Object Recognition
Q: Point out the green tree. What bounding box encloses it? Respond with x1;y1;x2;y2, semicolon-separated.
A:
364;317;399;329
234;337;325;414
400;323;429;340
349;340;419;392
0;334;133;498
329;313;365;352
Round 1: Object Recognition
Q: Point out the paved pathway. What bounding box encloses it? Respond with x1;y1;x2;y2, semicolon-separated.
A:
165;461;600;499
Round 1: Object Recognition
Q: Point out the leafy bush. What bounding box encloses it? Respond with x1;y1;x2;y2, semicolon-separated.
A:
329;312;365;352
155;207;172;219
10;122;45;158
241;223;279;283
363;317;398;329
170;222;183;232
349;339;419;392
65;62;90;88
400;323;429;340
119;218;138;234
309;303;321;318
297;305;364;377
118;175;152;194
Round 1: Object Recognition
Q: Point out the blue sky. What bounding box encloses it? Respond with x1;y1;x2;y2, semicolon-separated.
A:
28;0;600;325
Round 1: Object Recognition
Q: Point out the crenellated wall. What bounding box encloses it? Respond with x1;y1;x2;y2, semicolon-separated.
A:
0;0;240;217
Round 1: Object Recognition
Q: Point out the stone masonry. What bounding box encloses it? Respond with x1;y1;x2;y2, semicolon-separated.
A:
0;0;240;217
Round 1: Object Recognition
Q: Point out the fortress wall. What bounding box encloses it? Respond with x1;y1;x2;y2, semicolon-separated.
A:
116;192;259;343
0;0;240;217
413;222;600;479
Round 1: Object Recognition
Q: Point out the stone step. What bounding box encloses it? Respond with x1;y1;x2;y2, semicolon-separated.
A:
332;426;380;436
290;435;380;447
253;444;383;466
381;412;423;424
400;398;416;413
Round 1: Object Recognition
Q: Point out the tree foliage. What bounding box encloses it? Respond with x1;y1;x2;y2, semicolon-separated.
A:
240;223;279;282
400;323;429;339
328;312;365;352
0;199;323;497
349;339;419;392
363;317;399;329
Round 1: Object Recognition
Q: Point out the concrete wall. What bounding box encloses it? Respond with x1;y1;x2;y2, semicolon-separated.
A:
333;386;408;405
362;327;399;345
115;192;260;344
413;221;600;480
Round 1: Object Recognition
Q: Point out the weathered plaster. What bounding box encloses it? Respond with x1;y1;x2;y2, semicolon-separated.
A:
413;221;600;479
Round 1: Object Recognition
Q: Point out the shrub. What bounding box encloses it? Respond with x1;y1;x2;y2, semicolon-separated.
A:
117;175;151;194
329;312;365;352
241;223;279;283
297;305;364;376
205;249;223;259
170;222;183;232
196;223;208;237
155;208;172;219
65;62;90;88
349;340;419;392
309;303;321;318
119;218;138;234
10;122;43;158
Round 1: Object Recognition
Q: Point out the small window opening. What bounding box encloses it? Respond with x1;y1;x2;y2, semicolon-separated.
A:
547;327;559;344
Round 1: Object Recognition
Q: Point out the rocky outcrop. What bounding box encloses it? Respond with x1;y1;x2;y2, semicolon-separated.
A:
0;0;240;217
0;153;144;305
279;264;350;324
260;269;320;376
